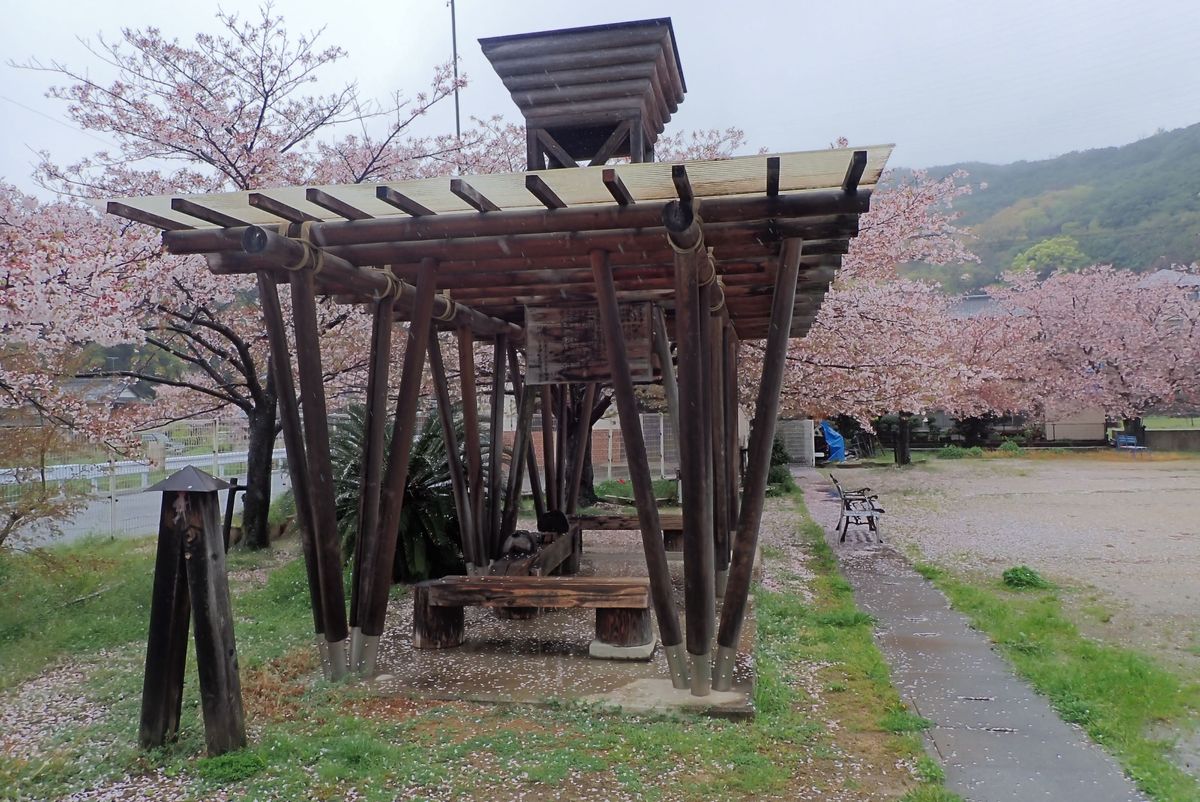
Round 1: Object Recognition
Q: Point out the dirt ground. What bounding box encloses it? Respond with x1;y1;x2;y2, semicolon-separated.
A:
841;455;1200;671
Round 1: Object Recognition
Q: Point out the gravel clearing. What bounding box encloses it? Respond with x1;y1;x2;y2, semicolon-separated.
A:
841;455;1200;665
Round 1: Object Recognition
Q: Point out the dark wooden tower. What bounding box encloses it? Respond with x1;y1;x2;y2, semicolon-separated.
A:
480;18;686;168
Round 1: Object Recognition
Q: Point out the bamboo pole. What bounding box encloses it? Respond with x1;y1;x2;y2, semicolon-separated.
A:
501;369;536;539
486;333;507;558
287;268;351;678
721;322;740;584
650;305;681;461
540;386;558;511
350;298;395;672
669;210;716;697
507;346;547;523
428;335;477;571
361;259;438;674
590;248;689;689
713;238;804;691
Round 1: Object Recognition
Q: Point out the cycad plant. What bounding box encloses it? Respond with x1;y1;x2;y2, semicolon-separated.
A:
329;405;466;583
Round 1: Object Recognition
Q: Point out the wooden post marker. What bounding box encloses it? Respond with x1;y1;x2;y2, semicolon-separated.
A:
140;466;246;756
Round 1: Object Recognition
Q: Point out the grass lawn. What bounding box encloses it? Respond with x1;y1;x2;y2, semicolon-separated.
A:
0;496;959;801
913;562;1200;801
1144;415;1200;430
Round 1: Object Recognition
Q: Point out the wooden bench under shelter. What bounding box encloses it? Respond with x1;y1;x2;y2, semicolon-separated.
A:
414;575;655;659
572;512;684;552
105;16;890;697
830;474;884;543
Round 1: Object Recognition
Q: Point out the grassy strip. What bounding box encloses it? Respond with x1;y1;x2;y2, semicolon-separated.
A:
914;562;1200;801
1;497;960;801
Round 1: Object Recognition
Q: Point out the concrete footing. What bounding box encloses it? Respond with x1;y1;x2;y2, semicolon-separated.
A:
589;638;657;661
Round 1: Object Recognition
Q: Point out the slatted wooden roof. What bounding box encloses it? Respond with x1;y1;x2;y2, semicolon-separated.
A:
107;145;892;341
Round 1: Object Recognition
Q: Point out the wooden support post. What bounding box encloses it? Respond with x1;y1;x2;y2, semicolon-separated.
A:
566;383;598;515
413;586;465;649
722;323;740;576
362;259;438;673
555;386;568;511
139;494;192;749
505;345;547;526
458;327;486;572
429;335;477;571
350;297;394;673
501;361;536;539
710;309;731;599
590;249;689;689
651;305;682;455
287;269;350;678
671;219;716;696
180;490;247;755
487;333;507;558
256;274;325;667
714;238;804;691
221;477;239;551
540;385;558;511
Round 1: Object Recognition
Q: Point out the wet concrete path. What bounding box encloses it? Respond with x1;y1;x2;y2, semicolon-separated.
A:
797;468;1147;802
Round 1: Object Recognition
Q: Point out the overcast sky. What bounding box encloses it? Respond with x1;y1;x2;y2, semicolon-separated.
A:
3;0;1199;195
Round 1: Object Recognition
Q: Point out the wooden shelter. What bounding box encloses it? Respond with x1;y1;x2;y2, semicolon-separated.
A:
107;18;890;697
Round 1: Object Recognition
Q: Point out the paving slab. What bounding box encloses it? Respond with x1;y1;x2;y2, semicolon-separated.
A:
798;468;1148;802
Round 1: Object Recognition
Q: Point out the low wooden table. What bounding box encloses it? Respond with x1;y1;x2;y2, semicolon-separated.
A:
571;513;684;552
413;575;655;660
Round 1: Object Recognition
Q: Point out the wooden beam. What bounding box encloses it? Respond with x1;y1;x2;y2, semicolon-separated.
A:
766;156;780;198
588;120;632;166
714;238;804;691
363;260;438;669
376;186;436;216
450;178;501;213
671;164;693;205
843;150;868;194
602;168;635;206
108;201;193;231
288;268;351;678
535;128;578;169
349;297;394;673
248;193;321;224
524;174;566;209
170;198;246;228
591;248;689;690
306;188;372;220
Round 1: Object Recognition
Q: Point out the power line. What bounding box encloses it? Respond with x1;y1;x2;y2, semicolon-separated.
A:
0;93;115;147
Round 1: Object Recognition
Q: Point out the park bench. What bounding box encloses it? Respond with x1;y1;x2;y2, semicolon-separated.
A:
1114;433;1149;456
572;512;684;551
830;474;884;543
413;575;655;659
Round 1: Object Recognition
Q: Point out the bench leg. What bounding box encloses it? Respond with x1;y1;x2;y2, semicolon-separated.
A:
590;607;655;661
413;586;465;649
560;524;582;575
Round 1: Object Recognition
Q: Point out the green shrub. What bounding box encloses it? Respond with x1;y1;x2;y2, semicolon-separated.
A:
770;436;791;467
997;439;1025;456
967;446;984;457
1002;565;1052;590
767;463;795;489
936;444;984;459
196;749;266;784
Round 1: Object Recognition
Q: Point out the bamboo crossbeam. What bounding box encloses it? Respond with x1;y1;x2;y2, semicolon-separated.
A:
713;238;805;691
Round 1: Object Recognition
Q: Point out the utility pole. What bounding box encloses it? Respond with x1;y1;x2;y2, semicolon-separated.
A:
450;0;461;139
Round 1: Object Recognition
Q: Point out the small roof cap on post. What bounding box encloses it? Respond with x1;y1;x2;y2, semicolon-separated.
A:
145;465;230;493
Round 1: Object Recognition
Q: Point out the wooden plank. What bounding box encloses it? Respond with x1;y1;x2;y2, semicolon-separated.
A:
306;188;372;220
589;120;632;166
524;174;567;209
602;168;636;206
450;178;501;213
376;186;436;216
180;490;247;755
528;530;575;575
421;576;651;609
248;193;321;223
573;513;683;531
525;302;654;385
535;128;580;169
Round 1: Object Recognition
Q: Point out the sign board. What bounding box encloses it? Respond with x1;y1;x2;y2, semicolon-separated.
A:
525;302;654;385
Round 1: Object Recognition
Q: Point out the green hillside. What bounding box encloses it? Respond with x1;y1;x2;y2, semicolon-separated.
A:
896;123;1200;292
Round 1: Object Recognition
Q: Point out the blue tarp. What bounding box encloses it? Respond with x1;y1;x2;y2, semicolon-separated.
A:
820;420;846;462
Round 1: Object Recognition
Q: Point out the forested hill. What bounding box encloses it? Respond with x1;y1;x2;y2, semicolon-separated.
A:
896;122;1200;292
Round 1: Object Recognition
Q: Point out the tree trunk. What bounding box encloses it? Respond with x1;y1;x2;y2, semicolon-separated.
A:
893;413;912;466
1122;417;1146;446
239;393;278;550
